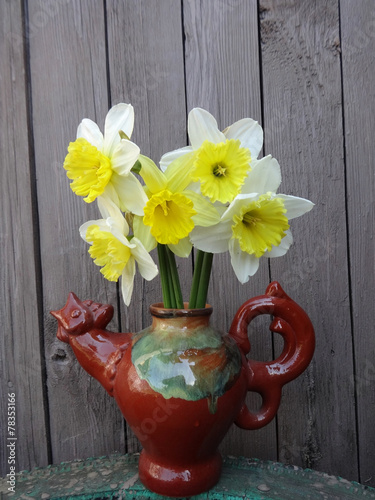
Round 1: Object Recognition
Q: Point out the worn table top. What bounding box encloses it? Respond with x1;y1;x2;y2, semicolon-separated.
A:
1;454;375;500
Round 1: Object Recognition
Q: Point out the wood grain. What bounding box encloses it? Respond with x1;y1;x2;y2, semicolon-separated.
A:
105;0;188;452
341;0;375;486
1;0;375;487
27;0;125;464
183;0;277;461
0;0;49;475
259;0;358;481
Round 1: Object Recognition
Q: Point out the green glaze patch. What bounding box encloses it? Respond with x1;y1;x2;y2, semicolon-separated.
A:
131;323;241;413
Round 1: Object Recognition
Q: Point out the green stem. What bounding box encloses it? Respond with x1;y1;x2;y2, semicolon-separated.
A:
166;265;177;308
188;250;204;309
195;252;213;309
157;244;172;308
165;246;184;309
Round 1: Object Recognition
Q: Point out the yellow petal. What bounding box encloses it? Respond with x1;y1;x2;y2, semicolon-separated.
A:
143;190;196;245
165;151;196;192
232;194;289;258
192;139;251;203
138;154;167;194
85;225;131;281
63;138;112;203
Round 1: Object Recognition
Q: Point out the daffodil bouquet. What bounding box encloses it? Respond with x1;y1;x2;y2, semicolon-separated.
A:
63;103;313;309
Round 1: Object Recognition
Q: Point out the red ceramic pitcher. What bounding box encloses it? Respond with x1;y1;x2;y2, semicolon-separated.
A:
51;281;315;497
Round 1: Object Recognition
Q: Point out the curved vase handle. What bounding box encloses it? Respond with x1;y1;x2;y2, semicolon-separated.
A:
229;281;315;430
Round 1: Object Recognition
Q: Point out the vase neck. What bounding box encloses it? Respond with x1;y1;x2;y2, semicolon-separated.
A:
149;303;213;331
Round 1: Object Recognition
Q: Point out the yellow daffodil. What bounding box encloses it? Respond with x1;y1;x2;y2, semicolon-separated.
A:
133;154;221;257
190;155;314;283
64;103;147;215
79;195;158;306
159;108;263;204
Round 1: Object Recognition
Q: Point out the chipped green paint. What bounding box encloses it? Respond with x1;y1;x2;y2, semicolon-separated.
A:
3;454;375;499
131;319;241;413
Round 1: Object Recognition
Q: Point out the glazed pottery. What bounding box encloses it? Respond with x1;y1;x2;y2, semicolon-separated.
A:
51;281;315;497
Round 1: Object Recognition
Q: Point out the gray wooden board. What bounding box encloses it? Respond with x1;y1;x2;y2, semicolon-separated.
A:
340;0;375;486
27;0;125;464
105;0;189;453
1;454;375;499
2;0;375;488
0;0;49;475
105;0;189;335
182;0;277;462
259;0;358;482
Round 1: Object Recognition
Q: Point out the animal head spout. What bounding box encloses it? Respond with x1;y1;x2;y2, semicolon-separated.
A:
51;292;129;397
50;292;114;342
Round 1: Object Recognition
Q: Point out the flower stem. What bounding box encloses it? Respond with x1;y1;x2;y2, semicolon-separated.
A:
196;252;213;308
165;246;184;309
157;244;172;308
157;244;184;309
189;250;213;308
188;250;204;308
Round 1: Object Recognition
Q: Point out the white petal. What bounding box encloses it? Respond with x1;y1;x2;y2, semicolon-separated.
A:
103;103;135;157
277;194;314;220
121;257;136;306
190;220;232;253
241;155;281;195
100;182;120;208
266;230;293;257
229;239;260;283
160;146;193;172
77;119;104;150
221;193;259;222
111;140;140;175
188;108;226;149
111;173;148;216
224;118;263;159
107;222;134;248
130;238;159;281
168;238;192;258
97;194;129;234
133;216;156;252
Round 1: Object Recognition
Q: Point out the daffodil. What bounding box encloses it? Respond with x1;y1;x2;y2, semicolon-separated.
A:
190;155;314;283
79;195;158;306
64;103;147;215
160;107;263;204
133;154;221;257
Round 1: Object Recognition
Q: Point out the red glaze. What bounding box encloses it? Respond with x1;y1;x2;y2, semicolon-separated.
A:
51;282;315;497
229;281;316;429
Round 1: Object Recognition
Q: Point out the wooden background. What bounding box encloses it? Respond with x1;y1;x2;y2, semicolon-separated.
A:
1;0;374;488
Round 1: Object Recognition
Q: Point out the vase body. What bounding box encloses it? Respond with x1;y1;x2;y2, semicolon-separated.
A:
115;303;247;496
51;282;315;498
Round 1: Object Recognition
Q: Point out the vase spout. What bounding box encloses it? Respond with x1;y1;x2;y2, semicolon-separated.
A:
50;292;132;396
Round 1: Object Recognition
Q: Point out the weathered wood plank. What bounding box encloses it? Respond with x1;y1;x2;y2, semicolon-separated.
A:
183;0;277;461
259;0;358;481
105;0;188;452
0;0;49;475
27;0;125;464
106;0;189;327
341;0;375;487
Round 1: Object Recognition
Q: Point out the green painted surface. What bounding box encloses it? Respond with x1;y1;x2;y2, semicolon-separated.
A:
2;454;375;499
131;324;241;413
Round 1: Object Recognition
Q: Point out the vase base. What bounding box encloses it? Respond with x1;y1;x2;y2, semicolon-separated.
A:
138;449;222;497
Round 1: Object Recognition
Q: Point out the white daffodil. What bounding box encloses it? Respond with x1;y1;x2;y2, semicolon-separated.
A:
190;155;314;283
79;195;158;306
160;107;263;204
64;103;147;215
132;154;221;258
